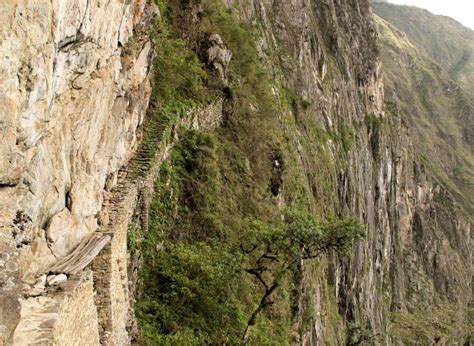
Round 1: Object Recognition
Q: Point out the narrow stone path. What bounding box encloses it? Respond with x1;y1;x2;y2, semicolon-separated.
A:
12;100;223;345
92;100;223;344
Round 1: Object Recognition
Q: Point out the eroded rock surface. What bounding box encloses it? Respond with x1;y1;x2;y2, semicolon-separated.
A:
0;0;153;342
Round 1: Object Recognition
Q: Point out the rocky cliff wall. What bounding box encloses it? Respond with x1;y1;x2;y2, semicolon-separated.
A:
0;0;471;344
0;0;153;342
226;0;471;342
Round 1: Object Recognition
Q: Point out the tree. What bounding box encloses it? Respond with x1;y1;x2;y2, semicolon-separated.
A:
240;208;366;340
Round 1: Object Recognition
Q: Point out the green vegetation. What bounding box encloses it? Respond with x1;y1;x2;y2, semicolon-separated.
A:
131;1;474;344
363;114;386;158
149;0;212;126
389;304;472;344
127;222;139;255
346;321;378;345
240;210;365;340
136;136;365;343
135;0;367;344
328;126;355;153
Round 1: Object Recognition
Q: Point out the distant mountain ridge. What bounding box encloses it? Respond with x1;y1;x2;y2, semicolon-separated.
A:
373;2;474;90
373;3;474;217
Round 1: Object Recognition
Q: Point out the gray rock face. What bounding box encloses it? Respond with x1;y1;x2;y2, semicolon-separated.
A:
201;33;233;81
0;0;153;342
223;0;470;342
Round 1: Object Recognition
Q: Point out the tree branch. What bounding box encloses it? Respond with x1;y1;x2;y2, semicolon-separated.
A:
242;283;278;341
245;268;269;290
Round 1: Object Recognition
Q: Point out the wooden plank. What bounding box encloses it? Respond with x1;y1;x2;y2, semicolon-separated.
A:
49;233;111;275
54;236;102;271
50;238;91;271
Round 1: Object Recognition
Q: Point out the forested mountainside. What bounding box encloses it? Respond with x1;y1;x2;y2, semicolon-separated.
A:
0;0;471;344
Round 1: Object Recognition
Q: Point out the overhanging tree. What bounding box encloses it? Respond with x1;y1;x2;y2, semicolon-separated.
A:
240;208;366;340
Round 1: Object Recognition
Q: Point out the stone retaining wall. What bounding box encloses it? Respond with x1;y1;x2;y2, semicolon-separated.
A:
10;100;223;345
13;270;99;345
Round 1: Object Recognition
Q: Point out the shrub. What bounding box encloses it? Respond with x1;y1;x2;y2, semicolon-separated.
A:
136;242;245;344
127;222;139;255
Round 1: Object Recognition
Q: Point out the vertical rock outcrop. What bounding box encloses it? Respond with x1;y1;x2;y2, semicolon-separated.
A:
225;0;470;342
0;0;153;342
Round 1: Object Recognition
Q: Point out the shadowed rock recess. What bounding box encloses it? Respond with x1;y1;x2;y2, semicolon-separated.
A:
0;0;471;344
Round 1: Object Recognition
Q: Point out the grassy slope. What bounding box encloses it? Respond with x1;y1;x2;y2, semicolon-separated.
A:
133;1;365;344
373;3;474;90
373;12;474;218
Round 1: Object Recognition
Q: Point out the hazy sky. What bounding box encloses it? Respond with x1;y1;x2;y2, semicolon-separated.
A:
388;0;474;30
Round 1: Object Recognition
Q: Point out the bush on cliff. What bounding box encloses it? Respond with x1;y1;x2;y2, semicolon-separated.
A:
136;0;366;344
136;129;365;344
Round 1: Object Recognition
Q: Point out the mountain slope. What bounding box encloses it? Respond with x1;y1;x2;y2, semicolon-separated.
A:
370;7;473;342
373;6;474;218
1;0;471;344
133;1;471;344
373;2;474;90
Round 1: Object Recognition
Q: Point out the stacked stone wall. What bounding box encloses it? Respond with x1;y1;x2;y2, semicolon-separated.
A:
9;92;223;345
13;271;99;345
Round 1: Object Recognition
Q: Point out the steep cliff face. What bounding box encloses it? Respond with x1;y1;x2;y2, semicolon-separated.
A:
228;0;390;340
0;0;471;344
135;0;469;344
373;3;474;218
0;0;153;342
130;0;391;343
372;10;473;306
368;8;473;342
206;0;471;342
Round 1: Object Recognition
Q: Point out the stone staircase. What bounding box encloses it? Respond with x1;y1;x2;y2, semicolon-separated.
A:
11;100;223;345
92;100;223;344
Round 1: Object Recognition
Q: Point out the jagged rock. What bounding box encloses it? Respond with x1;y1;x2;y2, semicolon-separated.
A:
200;33;232;81
24;288;44;298
33;275;47;290
21;275;47;298
44;208;98;260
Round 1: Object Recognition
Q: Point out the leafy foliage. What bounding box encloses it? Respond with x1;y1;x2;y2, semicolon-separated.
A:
136;242;245;344
148;0;212;129
152;5;208;103
242;209;364;267
137;131;365;343
240;209;365;339
127;222;139;255
136;0;367;344
346;321;379;345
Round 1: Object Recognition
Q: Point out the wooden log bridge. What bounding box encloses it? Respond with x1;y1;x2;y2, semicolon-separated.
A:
49;233;112;275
